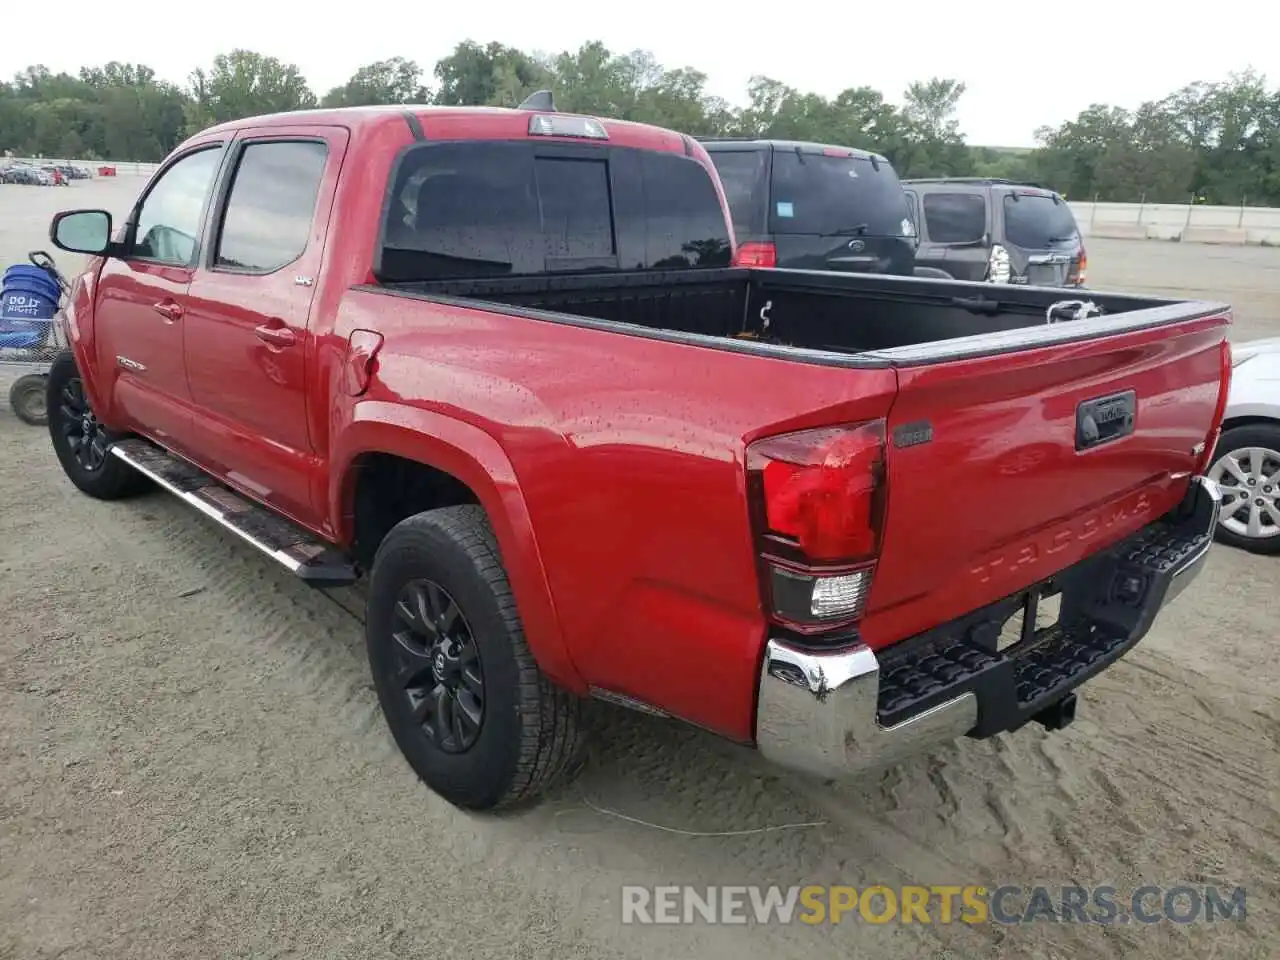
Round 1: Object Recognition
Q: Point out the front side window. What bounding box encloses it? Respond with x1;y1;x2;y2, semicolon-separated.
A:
215;140;329;272
133;147;223;265
922;192;987;244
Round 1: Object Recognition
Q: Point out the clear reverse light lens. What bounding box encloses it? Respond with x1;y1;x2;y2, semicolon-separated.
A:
810;570;870;619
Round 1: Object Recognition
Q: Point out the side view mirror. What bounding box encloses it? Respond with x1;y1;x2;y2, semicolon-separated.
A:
49;209;115;256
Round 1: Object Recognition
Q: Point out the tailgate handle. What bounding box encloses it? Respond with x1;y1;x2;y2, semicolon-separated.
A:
1076;390;1136;451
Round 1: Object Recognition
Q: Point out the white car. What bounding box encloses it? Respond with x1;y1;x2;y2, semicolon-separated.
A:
1208;337;1280;553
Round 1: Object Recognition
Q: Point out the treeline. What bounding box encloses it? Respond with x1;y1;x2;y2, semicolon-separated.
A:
2;44;1277;206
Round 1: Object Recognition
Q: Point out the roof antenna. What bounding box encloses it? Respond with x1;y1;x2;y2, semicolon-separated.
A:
519;90;556;112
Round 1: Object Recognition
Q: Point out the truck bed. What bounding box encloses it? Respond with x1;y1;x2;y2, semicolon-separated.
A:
375;267;1226;365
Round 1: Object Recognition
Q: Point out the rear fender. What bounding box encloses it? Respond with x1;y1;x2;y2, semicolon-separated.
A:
331;403;586;693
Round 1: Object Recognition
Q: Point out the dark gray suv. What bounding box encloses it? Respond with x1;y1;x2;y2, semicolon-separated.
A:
700;138;917;276
902;178;1086;288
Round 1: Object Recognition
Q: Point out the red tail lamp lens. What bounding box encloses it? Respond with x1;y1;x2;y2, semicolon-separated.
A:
734;241;777;268
750;422;886;562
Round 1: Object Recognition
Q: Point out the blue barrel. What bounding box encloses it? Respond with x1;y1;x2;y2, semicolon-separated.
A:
0;264;60;350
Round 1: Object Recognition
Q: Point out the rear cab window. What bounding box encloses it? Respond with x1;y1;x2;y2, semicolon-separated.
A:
707;150;769;238
768;151;912;239
377;139;733;282
921;192;987;244
1001;191;1080;249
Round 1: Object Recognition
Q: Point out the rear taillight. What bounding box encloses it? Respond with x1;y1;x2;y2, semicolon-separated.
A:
746;422;886;633
1072;248;1088;286
734;241;777;268
987;243;1012;283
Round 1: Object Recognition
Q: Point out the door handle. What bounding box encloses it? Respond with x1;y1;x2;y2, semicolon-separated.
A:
152;301;183;322
254;323;296;347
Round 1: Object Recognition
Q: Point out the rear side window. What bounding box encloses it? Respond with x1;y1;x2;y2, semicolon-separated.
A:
1001;193;1080;249
378;142;731;282
215;141;328;272
768;152;911;238
707;150;769;237
922;192;986;244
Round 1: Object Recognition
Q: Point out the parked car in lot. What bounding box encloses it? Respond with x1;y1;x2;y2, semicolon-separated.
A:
1207;338;1280;553
700;138;917;275
902;178;1086;287
45;100;1230;812
1;163;50;185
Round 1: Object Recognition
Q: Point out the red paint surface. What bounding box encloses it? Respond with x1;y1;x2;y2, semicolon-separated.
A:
63;106;1232;744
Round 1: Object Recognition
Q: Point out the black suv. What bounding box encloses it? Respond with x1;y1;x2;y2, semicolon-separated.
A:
700;138;917;276
901;178;1086;287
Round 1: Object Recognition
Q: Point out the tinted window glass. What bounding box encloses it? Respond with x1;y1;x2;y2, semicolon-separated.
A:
379;142;730;281
1001;193;1079;249
639;151;732;269
903;190;919;237
535;157;614;261
216;141;328;272
769;152;910;237
386;141;538;279
708;150;769;236
922;192;986;244
133;147;222;265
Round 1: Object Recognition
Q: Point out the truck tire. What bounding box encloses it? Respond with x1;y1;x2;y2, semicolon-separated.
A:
366;505;583;810
1207;422;1280;555
46;351;150;500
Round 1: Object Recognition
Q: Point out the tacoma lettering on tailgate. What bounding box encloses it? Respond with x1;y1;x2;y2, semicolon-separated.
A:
969;489;1153;586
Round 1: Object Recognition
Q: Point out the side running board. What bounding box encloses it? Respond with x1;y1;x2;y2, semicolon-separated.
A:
110;438;357;585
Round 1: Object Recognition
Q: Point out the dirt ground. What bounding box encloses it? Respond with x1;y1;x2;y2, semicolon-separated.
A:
1;180;1278;960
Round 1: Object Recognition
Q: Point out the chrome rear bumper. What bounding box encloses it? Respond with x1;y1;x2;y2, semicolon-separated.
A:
756;475;1220;781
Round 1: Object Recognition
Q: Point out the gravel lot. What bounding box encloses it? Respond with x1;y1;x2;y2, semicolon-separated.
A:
1;180;1277;960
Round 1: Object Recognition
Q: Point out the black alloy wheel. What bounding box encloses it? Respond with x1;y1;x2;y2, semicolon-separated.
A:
392;578;485;753
57;375;109;472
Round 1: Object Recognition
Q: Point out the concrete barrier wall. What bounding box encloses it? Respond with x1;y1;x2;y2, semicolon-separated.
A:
1068;200;1280;245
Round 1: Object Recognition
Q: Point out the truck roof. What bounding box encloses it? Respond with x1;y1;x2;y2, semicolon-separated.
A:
188;104;697;157
698;137;888;164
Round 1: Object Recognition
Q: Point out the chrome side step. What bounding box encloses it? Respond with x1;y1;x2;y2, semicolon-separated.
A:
110;438;357;585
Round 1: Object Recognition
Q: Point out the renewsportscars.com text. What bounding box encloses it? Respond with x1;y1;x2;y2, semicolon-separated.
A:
620;884;1247;925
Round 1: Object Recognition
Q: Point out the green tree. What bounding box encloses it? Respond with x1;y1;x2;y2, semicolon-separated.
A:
186;50;316;131
322;58;428;107
432;41;552;108
1;43;1276;205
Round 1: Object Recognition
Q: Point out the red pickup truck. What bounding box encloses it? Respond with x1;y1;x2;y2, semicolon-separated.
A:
45;102;1230;811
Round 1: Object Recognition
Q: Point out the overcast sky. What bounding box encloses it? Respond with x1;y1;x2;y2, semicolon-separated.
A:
6;0;1277;147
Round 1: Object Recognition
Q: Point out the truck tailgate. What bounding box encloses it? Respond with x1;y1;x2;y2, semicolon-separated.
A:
859;311;1230;649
